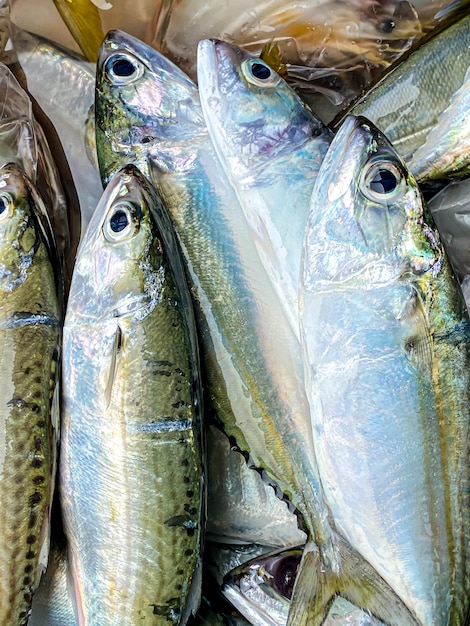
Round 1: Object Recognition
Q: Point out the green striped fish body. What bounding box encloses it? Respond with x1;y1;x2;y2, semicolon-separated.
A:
60;165;204;625
94;31;335;571
0;162;61;625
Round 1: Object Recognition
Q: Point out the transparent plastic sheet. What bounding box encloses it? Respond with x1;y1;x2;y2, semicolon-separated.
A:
10;0;456;119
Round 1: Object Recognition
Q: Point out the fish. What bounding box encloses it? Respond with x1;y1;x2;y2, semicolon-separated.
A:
196;37;333;338
409;64;470;186
10;25;103;231
221;545;386;626
29;537;77;626
0;161;62;625
59;164;205;625
337;10;470;178
297;114;470;625
94;29;334;573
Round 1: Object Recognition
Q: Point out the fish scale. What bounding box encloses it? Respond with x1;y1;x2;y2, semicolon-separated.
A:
0;164;61;625
60;165;204;625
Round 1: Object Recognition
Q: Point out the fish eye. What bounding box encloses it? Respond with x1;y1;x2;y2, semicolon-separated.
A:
103;201;140;242
379;18;395;33
104;53;144;85
269;555;300;600
361;158;405;203
241;59;281;87
0;192;14;222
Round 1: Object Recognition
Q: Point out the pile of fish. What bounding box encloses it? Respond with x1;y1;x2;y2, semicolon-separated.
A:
1;0;470;624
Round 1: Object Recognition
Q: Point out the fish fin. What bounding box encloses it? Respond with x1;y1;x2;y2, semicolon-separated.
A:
105;325;122;408
287;538;419;626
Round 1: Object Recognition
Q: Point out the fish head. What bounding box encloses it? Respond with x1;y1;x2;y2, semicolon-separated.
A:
68;164;166;322
221;546;302;626
95;30;205;185
197;38;330;178
0;162;56;293
302;115;442;294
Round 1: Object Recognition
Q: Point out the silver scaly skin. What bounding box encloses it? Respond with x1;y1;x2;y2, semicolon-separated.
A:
94;30;335;574
196;38;333;339
0;162;61;625
60;165;204;625
297;115;470;625
340;11;470;183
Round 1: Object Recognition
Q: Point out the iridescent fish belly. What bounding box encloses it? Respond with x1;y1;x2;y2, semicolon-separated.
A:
60;165;204;625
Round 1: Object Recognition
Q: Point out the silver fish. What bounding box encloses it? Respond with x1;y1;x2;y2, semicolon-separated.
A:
298;114;470;625
10;25;102;231
0;161;61;625
60;164;204;625
196;38;333;338
95;30;333;573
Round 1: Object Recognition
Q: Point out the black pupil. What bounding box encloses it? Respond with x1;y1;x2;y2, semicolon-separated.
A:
110;209;129;233
380;19;396;33
111;57;136;78
272;556;300;600
251;62;272;80
369;168;398;194
0;195;8;214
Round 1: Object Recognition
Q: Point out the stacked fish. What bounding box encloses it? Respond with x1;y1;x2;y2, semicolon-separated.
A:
1;1;470;625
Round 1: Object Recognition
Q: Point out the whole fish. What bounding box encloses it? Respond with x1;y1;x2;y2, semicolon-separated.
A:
196;38;333;337
297;114;470;625
60;164;204;625
338;10;470;183
0;162;61;625
95;30;333;573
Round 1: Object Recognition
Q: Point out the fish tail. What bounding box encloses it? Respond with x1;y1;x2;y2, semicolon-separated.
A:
287;537;419;626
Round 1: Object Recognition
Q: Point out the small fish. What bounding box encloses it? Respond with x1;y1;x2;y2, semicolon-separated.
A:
0;162;62;625
222;545;385;626
297;114;470;625
95;30;332;577
196;37;332;338
60;164;205;625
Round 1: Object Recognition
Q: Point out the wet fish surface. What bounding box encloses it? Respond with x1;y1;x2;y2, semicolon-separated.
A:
197;38;332;337
298;114;470;624
0;162;62;625
60;165;204;625
94;30;332;572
